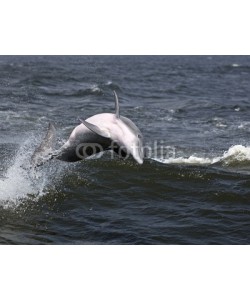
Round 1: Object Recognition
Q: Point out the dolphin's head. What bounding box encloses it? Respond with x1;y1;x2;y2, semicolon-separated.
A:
80;91;144;164
115;116;144;164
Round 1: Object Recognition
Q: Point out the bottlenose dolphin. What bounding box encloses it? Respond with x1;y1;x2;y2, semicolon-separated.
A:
31;91;143;166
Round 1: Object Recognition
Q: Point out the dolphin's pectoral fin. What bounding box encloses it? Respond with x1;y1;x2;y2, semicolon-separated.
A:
79;119;111;139
31;122;56;167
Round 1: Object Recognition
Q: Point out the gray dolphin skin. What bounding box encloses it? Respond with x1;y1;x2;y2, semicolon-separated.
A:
31;122;56;167
31;91;144;166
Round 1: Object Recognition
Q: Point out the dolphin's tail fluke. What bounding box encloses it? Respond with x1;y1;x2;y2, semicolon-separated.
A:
31;122;57;167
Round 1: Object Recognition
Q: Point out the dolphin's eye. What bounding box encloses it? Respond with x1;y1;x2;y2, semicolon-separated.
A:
137;134;142;139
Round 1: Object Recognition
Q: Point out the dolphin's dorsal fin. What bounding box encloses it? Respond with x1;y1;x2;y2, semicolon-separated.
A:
79;119;111;139
113;90;120;119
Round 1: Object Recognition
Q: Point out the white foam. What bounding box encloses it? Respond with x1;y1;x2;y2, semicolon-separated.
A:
152;145;250;166
221;145;250;164
153;155;219;165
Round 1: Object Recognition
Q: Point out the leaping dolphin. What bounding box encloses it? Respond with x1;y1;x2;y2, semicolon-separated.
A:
31;91;144;167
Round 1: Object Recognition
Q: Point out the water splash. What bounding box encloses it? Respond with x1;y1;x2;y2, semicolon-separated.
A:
0;135;63;209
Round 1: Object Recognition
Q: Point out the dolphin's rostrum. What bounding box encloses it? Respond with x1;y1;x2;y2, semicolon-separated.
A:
31;91;144;166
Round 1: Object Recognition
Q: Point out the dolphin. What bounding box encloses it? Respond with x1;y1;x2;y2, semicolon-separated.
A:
31;91;144;166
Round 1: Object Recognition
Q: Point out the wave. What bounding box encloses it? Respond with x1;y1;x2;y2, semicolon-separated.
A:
39;81;121;98
72;85;103;97
152;145;250;167
2;137;250;209
215;64;250;74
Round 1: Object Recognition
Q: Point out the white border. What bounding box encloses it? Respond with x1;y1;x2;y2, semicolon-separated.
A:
0;0;249;54
1;246;249;300
1;0;250;299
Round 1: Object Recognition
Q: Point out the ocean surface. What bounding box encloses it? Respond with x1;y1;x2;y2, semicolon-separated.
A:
0;55;250;244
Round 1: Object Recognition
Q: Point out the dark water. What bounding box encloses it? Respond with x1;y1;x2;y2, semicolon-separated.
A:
0;56;250;244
